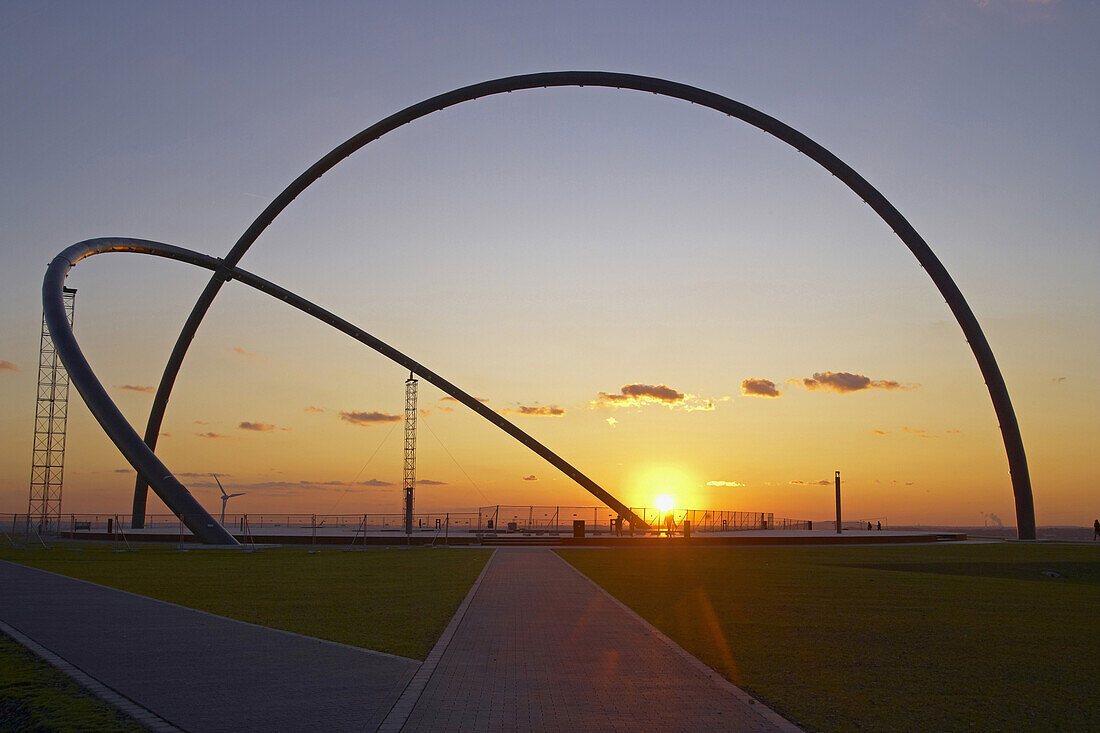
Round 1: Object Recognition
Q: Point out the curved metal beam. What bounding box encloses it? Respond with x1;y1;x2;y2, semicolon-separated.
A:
44;243;238;545
48;237;651;535
132;71;1035;539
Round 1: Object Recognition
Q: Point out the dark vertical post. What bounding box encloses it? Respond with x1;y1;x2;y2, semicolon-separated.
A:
835;470;842;534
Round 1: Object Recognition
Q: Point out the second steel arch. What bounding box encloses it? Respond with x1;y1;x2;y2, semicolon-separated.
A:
132;71;1036;539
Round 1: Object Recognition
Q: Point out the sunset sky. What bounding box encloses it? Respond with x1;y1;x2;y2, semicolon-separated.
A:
1;1;1097;526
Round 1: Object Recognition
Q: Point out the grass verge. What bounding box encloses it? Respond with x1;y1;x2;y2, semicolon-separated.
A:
0;544;491;660
559;542;1100;732
0;633;147;732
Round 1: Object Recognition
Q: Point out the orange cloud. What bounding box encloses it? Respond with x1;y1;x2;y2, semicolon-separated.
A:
118;384;155;394
228;346;257;358
601;383;684;404
504;405;565;417
440;395;488;403
195;432;225;439
793;371;916;394
0;360;18;372
239;421;276;432
790;479;832;486
741;378;781;398
592;383;721;411
523;475;538;481
303;405;324;413
340;410;402;425
706;480;745;487
871;429;890;436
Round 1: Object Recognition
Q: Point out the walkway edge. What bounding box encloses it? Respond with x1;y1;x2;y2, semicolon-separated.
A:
550;550;802;732
377;548;497;732
0;618;184;733
0;558;416;663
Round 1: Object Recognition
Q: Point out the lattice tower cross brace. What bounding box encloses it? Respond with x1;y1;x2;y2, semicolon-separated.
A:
404;373;418;535
27;287;76;533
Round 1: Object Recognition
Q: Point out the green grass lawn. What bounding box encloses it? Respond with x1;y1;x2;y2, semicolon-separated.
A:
0;633;147;732
0;544;490;660
559;542;1100;732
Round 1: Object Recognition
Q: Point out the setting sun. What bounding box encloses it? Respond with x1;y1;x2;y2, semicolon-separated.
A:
655;494;675;513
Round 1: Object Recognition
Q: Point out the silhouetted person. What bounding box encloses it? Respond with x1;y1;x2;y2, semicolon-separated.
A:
615;515;623;537
867;522;873;531
877;521;882;531
664;512;674;537
1094;518;1099;540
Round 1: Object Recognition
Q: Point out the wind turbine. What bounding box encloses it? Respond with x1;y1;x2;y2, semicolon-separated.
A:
212;474;245;525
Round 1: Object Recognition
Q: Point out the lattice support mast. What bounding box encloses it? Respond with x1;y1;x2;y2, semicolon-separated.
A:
403;373;418;535
28;287;76;532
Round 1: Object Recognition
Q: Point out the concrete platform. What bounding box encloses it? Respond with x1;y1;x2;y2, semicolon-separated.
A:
61;527;966;547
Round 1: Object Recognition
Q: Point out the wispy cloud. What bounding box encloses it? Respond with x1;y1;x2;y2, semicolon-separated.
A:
790;479;832;486
523;474;538;481
228;347;257;358
195;432;225;439
741;378;781;398
440;395;488;404
418;479;448;485
0;360;17;372
1052;376;1066;383
117;384;155;394
303;405;325;413
339;410;402;425
871;429;890;436
188;477;398;496
706;480;745;487
503;404;565;417
791;371;916;394
239;421;276;432
606;417;618;428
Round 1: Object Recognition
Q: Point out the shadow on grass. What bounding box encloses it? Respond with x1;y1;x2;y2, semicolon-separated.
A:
842;560;1100;585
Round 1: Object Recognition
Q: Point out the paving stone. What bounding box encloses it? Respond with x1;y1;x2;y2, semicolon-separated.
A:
402;548;796;732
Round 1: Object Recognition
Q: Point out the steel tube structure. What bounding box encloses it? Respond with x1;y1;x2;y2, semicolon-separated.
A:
129;71;1033;539
46;237;651;534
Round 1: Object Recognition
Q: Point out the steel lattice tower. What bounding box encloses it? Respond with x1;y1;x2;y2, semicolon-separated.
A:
27;287;76;533
403;373;418;535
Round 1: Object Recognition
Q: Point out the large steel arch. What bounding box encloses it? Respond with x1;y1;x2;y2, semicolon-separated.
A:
132;71;1035;539
46;237;651;542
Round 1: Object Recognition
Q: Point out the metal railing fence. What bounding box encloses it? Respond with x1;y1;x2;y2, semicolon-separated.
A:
1;507;814;540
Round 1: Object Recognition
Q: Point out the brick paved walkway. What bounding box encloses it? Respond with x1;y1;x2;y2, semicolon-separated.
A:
1;550;799;732
0;560;418;732
398;548;797;732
